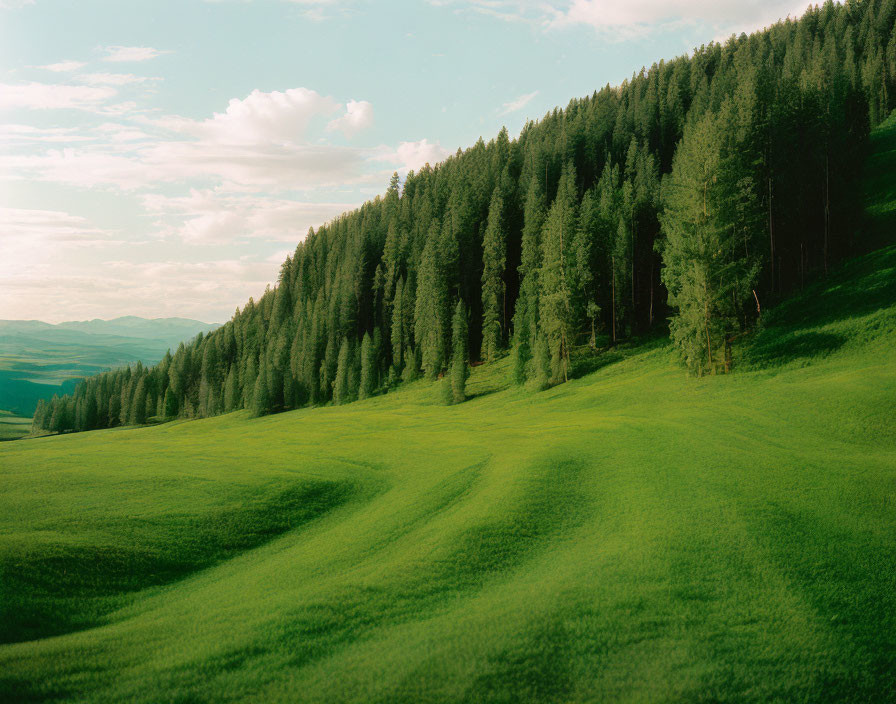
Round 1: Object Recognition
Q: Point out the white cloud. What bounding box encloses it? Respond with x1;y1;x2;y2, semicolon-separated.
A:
0;124;94;143
142;190;359;245
0;207;114;279
555;0;808;35
160;87;340;144
499;90;538;116
103;46;168;62
0;258;276;323
76;72;161;86
439;0;813;38
0;148;147;189
326;99;374;138
389;138;452;172
0;82;116;110
36;60;87;72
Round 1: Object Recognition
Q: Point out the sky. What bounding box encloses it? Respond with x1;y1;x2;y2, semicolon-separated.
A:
0;0;811;324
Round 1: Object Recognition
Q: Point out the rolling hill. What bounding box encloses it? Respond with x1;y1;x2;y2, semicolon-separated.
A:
0;114;893;700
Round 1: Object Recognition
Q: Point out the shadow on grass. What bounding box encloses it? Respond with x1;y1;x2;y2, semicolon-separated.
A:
569;350;625;380
0;479;355;645
743;330;846;368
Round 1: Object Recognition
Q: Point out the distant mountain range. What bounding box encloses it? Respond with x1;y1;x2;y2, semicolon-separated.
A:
0;316;220;417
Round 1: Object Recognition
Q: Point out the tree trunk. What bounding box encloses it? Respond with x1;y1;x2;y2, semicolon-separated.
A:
611;256;617;346
824;150;830;276
768;175;775;295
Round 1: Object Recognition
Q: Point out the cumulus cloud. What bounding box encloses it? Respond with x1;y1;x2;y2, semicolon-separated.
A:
499;90;538;116
103;46;168;62
0;82;116;110
391;138;452;172
327;99;374;138
160;87;340;144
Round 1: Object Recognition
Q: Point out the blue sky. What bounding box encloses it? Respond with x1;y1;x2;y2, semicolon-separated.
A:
0;0;809;323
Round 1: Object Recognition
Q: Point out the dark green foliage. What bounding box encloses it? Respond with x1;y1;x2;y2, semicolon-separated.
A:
359;332;376;400
449;300;469;404
334;338;351;406
481;189;507;362
34;2;896;432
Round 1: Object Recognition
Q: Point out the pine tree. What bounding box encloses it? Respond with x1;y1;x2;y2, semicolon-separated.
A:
538;163;577;384
223;365;239;412
510;176;546;384
359;332;376;400
334;337;351;405
660;101;761;375
449;299;469;404
414;224;448;379
251;362;270;417
480;189;506;361
130;377;147;425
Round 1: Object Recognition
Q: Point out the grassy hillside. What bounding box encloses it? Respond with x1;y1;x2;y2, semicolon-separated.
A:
0;411;30;442
1;259;894;702
0;118;893;703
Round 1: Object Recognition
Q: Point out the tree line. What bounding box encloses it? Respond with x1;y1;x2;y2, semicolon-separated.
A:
34;0;896;434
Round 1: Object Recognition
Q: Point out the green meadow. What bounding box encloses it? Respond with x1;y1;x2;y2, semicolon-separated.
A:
0;412;31;442
1;119;894;704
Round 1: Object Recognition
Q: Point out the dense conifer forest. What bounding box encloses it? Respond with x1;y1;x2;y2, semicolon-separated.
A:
34;0;896;433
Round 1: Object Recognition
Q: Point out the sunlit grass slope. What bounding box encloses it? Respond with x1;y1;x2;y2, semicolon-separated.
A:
0;411;30;442
1;116;894;703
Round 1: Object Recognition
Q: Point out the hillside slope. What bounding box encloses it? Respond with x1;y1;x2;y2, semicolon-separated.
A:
1;242;894;700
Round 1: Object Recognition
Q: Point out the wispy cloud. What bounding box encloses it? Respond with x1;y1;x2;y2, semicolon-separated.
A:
0;82;116;110
76;72;162;86
36;60;86;72
438;0;812;38
498;90;538;116
103;46;169;62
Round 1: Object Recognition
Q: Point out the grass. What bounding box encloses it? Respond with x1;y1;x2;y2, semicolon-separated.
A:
0;411;31;442
0;115;893;703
